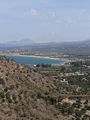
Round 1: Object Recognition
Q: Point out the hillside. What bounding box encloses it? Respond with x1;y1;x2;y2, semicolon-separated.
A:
0;56;67;120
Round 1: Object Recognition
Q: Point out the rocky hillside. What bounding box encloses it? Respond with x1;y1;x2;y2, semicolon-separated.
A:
0;56;69;120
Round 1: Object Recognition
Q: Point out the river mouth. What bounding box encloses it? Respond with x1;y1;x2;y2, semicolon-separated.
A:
7;55;67;66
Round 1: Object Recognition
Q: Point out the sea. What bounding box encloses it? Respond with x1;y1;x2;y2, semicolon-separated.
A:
8;55;66;66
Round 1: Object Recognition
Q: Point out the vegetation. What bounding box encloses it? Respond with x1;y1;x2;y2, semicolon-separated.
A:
0;56;89;119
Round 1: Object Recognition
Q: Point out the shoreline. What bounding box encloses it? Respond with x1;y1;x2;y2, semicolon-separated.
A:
6;53;63;60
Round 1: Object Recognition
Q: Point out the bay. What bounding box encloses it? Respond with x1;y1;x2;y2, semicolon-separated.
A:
8;55;66;66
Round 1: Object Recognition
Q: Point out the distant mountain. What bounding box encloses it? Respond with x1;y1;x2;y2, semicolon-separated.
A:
0;38;34;48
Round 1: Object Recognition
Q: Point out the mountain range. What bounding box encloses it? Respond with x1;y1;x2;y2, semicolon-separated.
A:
0;38;34;48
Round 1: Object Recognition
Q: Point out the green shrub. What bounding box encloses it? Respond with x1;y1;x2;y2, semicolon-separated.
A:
49;97;57;105
12;94;17;102
6;92;12;103
61;102;71;115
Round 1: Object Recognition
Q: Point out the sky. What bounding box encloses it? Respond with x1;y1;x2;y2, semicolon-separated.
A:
0;0;90;43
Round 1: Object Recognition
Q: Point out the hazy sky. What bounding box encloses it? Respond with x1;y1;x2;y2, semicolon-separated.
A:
0;0;90;43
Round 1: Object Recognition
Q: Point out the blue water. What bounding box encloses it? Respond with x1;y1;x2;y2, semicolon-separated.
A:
8;55;65;66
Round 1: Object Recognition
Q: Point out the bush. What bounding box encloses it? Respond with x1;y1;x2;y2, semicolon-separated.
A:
87;105;90;110
0;92;5;99
49;97;57;105
12;94;17;103
61;102;71;115
68;106;74;115
37;93;42;99
6;92;12;103
10;85;14;90
4;87;8;92
75;109;82;118
0;77;5;85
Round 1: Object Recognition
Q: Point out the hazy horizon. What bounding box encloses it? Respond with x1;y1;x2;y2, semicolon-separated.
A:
0;38;90;44
0;0;90;43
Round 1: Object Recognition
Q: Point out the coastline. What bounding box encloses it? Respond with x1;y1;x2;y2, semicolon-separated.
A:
6;53;69;65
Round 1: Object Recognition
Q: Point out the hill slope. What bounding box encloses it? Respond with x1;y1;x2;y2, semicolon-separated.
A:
0;56;67;120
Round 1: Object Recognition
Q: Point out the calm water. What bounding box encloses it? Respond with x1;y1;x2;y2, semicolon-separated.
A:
8;55;65;66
